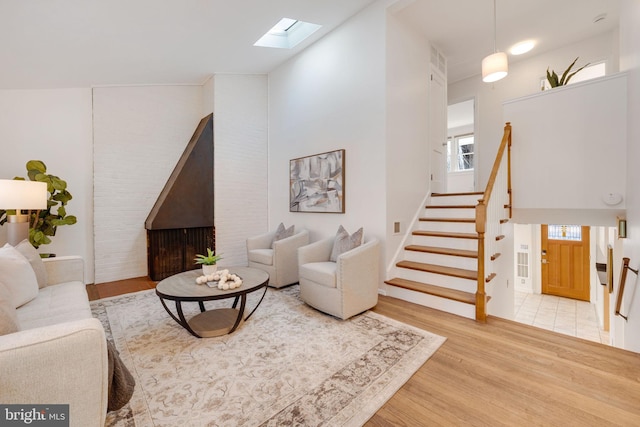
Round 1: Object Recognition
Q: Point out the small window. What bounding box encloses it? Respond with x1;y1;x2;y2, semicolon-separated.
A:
447;134;474;172
517;252;529;278
548;225;582;241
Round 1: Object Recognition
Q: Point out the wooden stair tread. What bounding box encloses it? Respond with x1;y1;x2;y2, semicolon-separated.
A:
425;204;476;209
405;245;478;259
419;217;475;223
396;260;477;280
385;278;475;305
413;230;479;240
431;192;483;197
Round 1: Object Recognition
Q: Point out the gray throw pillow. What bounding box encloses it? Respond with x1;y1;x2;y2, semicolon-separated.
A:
15;239;48;288
271;223;295;248
0;281;20;336
330;225;363;262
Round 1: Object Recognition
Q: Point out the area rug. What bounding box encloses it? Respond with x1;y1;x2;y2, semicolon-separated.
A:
91;285;446;427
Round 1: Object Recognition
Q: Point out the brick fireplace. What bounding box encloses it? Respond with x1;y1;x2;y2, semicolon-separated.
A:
145;114;215;281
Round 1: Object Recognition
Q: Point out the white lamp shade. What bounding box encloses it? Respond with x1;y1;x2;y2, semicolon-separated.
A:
482;52;508;83
0;179;48;210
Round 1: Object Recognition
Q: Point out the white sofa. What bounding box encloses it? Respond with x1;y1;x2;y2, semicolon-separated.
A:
0;254;108;427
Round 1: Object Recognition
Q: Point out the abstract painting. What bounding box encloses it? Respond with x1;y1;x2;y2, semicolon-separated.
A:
290;149;345;213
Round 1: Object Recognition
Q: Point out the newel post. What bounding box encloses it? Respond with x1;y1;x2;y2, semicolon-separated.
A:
476;200;487;322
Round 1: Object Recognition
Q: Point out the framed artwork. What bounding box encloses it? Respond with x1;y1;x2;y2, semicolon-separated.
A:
290;149;345;213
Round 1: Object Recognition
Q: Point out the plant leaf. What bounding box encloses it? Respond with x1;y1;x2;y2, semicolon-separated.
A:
559;57;579;85
26;160;46;174
564;63;590;85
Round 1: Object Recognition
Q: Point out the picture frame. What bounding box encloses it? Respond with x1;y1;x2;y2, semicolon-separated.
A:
290;149;345;213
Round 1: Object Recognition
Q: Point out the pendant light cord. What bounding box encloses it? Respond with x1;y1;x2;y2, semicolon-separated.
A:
493;0;497;54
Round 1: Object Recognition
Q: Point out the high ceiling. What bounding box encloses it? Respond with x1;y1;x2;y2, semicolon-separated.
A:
0;0;620;89
397;0;619;83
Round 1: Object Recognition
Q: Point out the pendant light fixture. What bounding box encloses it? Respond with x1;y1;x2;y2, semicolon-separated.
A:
482;0;508;83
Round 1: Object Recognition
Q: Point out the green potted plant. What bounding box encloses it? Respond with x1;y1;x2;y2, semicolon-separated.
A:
546;57;590;88
0;160;77;251
194;248;222;275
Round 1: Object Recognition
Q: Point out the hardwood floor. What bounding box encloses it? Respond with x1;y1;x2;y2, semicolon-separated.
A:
86;276;156;301
90;278;640;426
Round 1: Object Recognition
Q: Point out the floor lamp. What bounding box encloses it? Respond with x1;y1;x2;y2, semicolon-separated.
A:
0;179;48;246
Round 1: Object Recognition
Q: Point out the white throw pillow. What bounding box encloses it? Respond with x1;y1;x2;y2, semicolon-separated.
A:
330;225;364;262
0;281;20;335
0;243;39;308
15;239;48;288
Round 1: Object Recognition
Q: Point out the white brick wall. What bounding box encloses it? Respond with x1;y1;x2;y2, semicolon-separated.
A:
93;85;204;283
212;74;268;268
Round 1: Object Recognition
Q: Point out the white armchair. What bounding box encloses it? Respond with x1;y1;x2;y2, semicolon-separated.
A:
298;237;380;320
247;228;310;288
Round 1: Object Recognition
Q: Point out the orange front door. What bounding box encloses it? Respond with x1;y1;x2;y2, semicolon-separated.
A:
541;225;590;301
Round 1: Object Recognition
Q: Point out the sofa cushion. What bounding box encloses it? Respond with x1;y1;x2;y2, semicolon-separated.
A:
0;281;20;335
15;239;48;288
271;223;294;248
299;262;337;288
330;226;363;262
248;249;273;266
0;243;39;308
16;281;92;330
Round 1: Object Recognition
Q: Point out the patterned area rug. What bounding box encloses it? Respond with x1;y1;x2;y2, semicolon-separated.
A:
91;285;445;427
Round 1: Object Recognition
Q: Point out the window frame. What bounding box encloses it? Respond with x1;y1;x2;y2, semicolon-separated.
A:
447;132;475;173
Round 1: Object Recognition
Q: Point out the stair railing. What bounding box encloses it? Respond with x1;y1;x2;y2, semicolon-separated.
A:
475;122;512;322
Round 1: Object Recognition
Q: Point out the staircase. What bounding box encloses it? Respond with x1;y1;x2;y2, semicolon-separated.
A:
385;123;513;321
385;192;486;320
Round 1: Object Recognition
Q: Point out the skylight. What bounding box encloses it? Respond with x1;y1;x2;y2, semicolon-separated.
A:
254;18;321;49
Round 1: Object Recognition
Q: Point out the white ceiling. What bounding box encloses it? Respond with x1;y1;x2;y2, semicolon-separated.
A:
0;0;375;89
0;0;620;90
396;0;620;83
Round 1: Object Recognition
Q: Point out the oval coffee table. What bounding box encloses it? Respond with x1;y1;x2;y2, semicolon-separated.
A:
155;266;269;338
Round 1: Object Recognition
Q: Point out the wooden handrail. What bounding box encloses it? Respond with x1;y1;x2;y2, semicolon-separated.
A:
475;122;512;322
480;122;512;208
616;257;638;321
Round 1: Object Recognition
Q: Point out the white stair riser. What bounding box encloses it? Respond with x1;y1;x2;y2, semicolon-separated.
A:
429;195;481;206
404;250;477;270
412;235;478;251
385;286;475;320
418;220;476;234
423;208;476;219
395;268;477;294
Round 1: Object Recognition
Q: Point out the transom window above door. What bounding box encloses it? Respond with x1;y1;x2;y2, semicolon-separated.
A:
547;224;582;241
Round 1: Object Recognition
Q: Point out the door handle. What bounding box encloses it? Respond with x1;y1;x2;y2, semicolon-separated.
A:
541;259;550;264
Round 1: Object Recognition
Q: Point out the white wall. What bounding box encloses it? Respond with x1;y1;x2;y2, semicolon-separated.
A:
212;74;268;268
0;88;94;282
619;0;640;352
449;32;617;191
385;10;430;267
93;85;204;284
504;73;627;225
268;1;390;249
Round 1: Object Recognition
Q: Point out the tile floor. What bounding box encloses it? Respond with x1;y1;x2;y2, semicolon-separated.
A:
514;291;610;345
